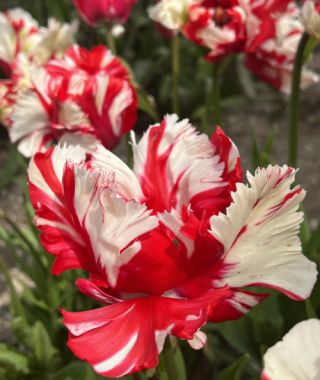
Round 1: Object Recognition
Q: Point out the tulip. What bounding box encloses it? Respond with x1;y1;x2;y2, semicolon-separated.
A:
28;114;317;378
73;0;136;26
302;0;320;40
10;45;137;156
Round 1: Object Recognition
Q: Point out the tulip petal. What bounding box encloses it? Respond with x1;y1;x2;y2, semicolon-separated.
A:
262;319;320;380
62;294;221;377
132;114;226;213
210;165;317;300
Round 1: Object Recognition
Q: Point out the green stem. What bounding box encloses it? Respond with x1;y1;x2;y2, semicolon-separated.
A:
171;35;180;114
106;26;117;55
288;32;310;167
212;63;222;126
305;298;317;319
126;134;133;168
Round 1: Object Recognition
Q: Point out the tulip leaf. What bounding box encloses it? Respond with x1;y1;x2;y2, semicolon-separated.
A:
162;341;186;380
0;344;29;374
50;361;98;380
32;321;58;367
216;354;249;380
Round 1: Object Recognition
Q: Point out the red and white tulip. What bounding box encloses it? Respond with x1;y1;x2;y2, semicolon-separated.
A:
0;8;40;76
245;4;319;93
10;44;137;156
28;115;317;378
262;319;320;380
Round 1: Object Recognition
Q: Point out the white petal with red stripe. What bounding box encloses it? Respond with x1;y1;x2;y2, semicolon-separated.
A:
83;186;158;287
131;114;225;212
62;296;207;378
210;165;317;300
92;145;144;201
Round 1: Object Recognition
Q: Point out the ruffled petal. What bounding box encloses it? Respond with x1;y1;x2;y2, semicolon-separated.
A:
210;165;317;300
132;114;226;213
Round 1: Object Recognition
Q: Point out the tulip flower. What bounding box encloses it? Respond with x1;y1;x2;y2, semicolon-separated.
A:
10;45;137;156
245;4;319;93
28;115;317;378
0;8;78;76
73;0;137;26
0;8;40;76
0;8;78;129
148;0;201;32
302;0;320;40
262;319;320;380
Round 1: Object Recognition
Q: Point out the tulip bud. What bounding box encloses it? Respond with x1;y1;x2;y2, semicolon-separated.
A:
301;0;320;40
148;0;201;31
73;0;136;26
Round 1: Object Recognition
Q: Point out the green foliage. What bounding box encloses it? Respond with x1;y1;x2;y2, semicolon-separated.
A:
216;354;249;380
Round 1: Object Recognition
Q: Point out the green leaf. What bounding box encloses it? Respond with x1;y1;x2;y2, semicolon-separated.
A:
0;343;30;374
163;342;186;380
50;361;98;380
137;88;159;121
216;354;249;380
32;321;58;367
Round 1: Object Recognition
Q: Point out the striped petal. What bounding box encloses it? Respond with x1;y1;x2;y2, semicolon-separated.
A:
79;75;137;150
91;145;144;201
62;290;232;378
28;144;97;274
210;165;317;301
131;114;226;213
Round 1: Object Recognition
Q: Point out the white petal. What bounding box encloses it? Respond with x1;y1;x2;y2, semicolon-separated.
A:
92;145;143;201
210;165;317;300
82;184;159;287
263;319;320;380
132;114;225;211
188;330;207;350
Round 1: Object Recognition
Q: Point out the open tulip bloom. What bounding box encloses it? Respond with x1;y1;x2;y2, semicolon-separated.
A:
10;44;137;157
27;114;317;377
0;8;78;129
149;0;319;92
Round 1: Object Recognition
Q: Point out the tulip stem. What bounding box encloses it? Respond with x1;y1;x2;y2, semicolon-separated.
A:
288;32;310;167
212;63;222;127
126;134;133;168
172;35;180;114
106;26;117;55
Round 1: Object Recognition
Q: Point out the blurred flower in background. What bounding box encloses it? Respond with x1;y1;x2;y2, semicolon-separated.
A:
148;0;319;93
262;319;320;380
245;3;319;93
10;44;137;157
73;0;137;26
0;8;78;130
28;115;317;377
302;0;320;40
